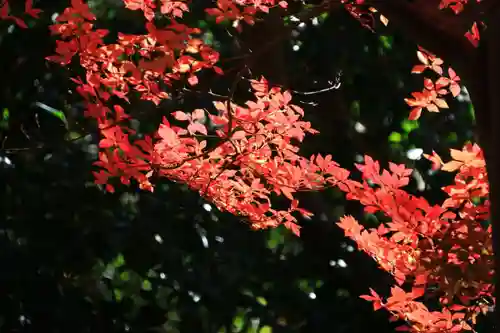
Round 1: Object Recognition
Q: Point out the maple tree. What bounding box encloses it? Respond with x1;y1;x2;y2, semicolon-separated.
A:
2;0;500;332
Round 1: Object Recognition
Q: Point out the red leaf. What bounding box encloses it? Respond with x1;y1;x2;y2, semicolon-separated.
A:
278;1;288;8
426;103;439;113
465;22;480;47
280;187;295;200
188;75;199;86
231;130;247;140
423;78;434;90
411;64;427;74
408;107;422;120
284;221;300;236
187;122;208;135
192;109;205;121
172;111;190;121
450;82;461;97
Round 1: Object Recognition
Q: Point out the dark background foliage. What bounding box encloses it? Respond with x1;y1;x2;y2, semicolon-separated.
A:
0;1;476;332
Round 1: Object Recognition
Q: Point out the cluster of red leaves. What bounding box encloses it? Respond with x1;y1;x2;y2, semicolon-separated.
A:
438;0;482;47
439;0;476;14
123;0;190;20
151;79;354;234
405;47;462;120
0;0;40;27
205;0;288;29
404;0;483;120
43;0;358;236
341;0;482;43
47;0;221;97
337;144;493;332
1;1;495;333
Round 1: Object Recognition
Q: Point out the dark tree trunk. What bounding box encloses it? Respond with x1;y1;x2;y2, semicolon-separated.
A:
469;5;500;331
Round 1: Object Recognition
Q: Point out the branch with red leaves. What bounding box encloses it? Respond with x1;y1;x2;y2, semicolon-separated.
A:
1;1;497;333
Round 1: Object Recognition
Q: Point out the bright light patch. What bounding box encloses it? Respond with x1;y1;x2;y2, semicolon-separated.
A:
337;259;347;268
407;148;423;160
354;122;366;133
154;234;163;244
